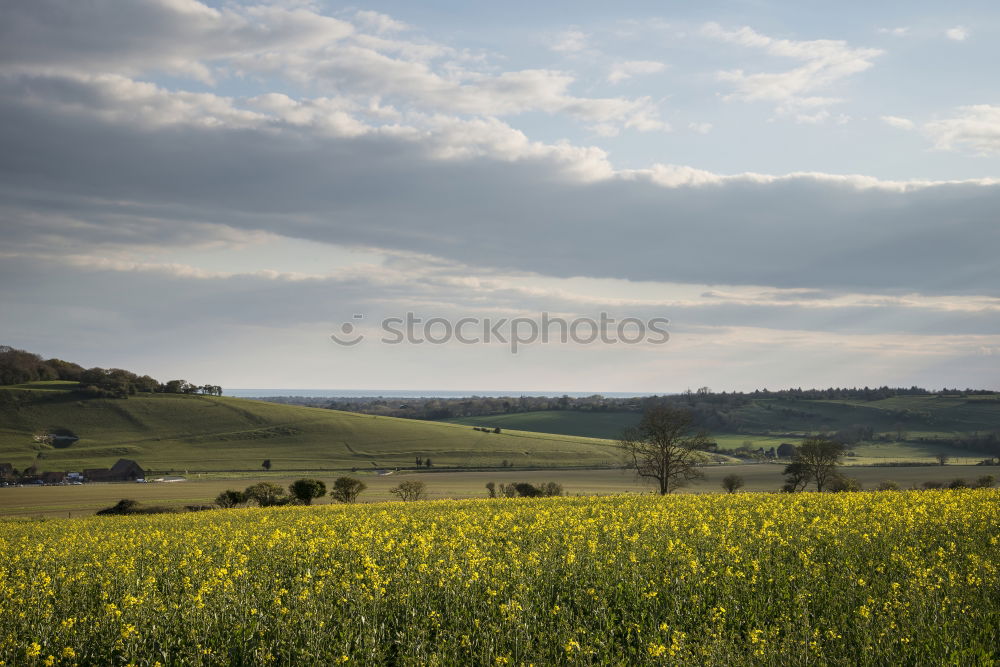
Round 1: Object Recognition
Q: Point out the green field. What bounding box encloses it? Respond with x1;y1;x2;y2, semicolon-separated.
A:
0;383;623;473
2;491;997;664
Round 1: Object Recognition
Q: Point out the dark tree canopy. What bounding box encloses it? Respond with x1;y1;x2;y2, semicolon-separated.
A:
244;482;287;507
289;479;327;505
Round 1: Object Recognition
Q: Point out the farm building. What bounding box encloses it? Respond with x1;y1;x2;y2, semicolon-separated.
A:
777;443;799;458
84;459;145;482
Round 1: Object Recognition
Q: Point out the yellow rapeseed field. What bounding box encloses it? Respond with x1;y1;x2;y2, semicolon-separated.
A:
0;490;997;665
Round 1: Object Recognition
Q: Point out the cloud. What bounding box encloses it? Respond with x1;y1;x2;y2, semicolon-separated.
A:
925;105;1000;154
688;122;713;134
945;26;968;41
550;29;589;53
0;0;355;84
1;71;998;299
877;27;910;36
0;0;665;135
607;60;667;84
353;10;409;34
701;22;883;120
881;115;915;130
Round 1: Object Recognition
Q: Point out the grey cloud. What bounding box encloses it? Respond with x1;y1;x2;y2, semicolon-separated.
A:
2;256;998;341
0;0;353;79
0;75;998;297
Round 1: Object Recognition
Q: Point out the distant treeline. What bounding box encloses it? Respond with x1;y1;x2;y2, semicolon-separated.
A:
258;385;996;424
0;345;220;398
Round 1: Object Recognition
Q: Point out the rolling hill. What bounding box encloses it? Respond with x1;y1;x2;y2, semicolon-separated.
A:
444;396;1000;464
0;383;624;474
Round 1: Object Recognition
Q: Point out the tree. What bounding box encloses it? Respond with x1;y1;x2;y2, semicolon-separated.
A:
244;482;286;507
782;438;845;492
262;459;272;471
618;404;711;495
330;477;366;503
389;480;427;501
935;452;950;466
289;479;327;505
721;474;744;493
424;458;432;468
215;489;247;508
781;461;810;492
485;481;497;498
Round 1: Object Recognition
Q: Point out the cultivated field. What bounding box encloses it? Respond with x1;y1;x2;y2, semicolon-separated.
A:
1;491;996;664
1;464;993;518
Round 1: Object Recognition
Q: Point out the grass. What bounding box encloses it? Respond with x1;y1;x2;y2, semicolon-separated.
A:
2;464;993;518
0;384;624;473
1;490;997;664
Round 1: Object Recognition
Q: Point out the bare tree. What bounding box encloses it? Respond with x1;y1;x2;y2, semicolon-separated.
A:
935;452;950;466
390;480;427;501
618;404;711;495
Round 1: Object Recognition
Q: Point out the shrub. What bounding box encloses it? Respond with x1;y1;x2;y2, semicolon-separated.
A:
538;482;563;497
497;483;518;498
721;474;744;493
974;475;995;488
921;481;944;490
828;476;861;492
96;499;179;515
948;478;969;489
876;481;900;491
215;490;247;508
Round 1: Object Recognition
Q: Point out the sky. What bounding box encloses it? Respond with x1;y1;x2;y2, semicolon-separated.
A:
1;0;999;393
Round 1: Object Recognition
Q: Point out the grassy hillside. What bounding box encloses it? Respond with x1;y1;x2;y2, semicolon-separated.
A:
445;410;642;440
445;396;1000;464
725;395;1000;436
0;383;624;473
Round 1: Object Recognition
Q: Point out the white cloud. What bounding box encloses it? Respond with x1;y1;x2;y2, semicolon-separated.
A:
688;122;713;134
877;27;910;36
550;29;588;53
946;26;968;41
0;1;665;135
702;22;883;119
925;105;1000;154
607;60;667;84
354;10;409;34
881;115;915;130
